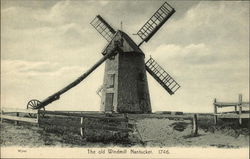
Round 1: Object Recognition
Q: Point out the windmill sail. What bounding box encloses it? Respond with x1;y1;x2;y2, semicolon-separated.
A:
145;57;180;95
91;15;116;42
137;2;175;46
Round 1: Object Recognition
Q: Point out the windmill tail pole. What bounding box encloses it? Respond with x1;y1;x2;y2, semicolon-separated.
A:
33;47;120;110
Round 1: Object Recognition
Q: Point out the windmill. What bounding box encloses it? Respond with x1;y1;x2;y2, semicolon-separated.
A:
27;2;180;114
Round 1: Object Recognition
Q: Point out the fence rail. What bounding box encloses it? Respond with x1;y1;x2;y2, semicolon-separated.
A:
213;94;249;125
0;107;38;124
214;102;249;107
1;107;37;114
0;114;38;123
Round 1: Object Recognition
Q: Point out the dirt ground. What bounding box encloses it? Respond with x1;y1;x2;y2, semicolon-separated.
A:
1;115;249;148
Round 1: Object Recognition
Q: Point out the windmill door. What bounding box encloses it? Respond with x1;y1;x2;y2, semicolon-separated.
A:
105;93;114;112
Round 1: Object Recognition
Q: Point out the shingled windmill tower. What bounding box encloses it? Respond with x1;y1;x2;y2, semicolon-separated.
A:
91;2;179;114
99;31;151;113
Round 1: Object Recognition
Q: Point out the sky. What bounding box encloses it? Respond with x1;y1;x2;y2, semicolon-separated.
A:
1;0;249;113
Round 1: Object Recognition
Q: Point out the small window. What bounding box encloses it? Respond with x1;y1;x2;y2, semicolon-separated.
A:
105;93;114;112
107;74;115;88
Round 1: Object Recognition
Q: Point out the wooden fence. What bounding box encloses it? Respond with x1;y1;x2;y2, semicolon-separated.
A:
38;112;132;138
0;107;38;124
1;108;199;142
0;108;133;140
213;94;250;125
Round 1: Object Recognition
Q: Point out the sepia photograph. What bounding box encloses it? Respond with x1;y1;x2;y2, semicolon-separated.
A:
1;0;249;158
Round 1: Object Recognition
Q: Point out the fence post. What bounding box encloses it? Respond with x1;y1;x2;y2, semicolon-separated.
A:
80;117;84;137
37;110;39;127
15;112;19;125
214;98;217;125
238;94;242;125
192;114;198;136
239;105;242;125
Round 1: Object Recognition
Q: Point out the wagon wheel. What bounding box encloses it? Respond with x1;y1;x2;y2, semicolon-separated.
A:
27;99;45;118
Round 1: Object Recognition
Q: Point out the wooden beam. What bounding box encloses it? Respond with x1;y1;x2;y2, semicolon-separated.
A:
214;98;217;125
15;112;19;125
0;114;38;123
80;117;84;137
41;110;102;114
127;113;193;120
234;105;237;112
1;107;37;114
214;102;249;107
241;103;250;107
238;94;243;125
192;114;198;135
215;113;238;118
240;113;250;118
42;111;127;122
215;102;238;107
239;105;242;125
215;113;249;119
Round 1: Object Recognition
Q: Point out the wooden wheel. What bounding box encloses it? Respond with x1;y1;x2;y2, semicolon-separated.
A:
27;99;41;109
27;99;45;118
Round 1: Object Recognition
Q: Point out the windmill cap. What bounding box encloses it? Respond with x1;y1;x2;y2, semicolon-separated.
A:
115;30;144;54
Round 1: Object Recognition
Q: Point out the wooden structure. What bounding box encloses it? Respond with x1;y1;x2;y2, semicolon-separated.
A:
99;31;152;113
92;2;179;113
137;2;175;46
0;2;185;143
26;46;120;110
38;111;134;141
146;57;180;95
213;94;250;125
1;107;38;124
1;108;199;143
192;114;198;135
0;108;135;141
26;1;181;114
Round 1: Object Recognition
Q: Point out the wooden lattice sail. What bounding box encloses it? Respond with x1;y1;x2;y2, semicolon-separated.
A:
90;15;116;42
145;57;180;95
137;2;175;46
